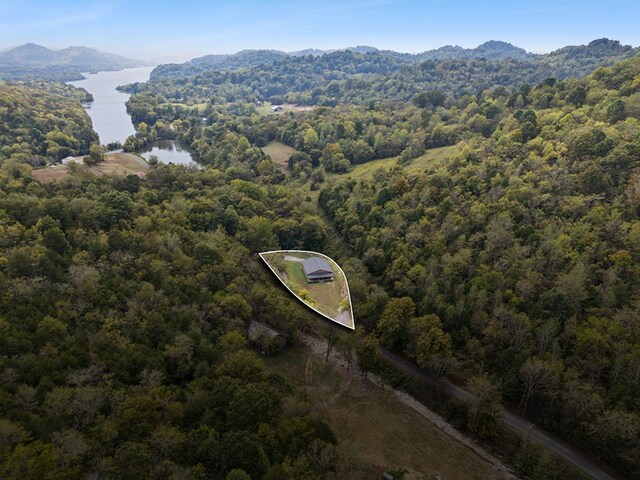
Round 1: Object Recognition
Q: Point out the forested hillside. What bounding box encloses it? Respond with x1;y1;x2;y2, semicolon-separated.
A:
122;51;640;477
0;83;98;164
0;161;341;479
2;35;640;479
135;38;637;107
0;43;145;82
317;57;640;476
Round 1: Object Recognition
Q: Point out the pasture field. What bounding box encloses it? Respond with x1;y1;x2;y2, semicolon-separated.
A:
261;141;298;170
32;152;148;183
265;345;507;480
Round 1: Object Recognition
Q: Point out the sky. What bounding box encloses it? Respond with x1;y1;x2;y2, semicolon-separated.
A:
1;0;639;62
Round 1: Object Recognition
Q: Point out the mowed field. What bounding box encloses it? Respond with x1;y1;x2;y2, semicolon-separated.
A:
261;141;298;170
265;345;507;480
32;152;148;183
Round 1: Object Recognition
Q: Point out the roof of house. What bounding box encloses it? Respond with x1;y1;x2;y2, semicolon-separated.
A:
302;257;333;276
248;320;282;340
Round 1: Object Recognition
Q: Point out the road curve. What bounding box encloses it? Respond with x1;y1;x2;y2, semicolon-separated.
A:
377;348;620;480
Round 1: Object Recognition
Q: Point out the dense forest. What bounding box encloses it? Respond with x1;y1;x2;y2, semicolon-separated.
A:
317;57;640;475
0;160;343;479
2;36;640;479
0;82;97;164
120;47;640;477
126;38;637;108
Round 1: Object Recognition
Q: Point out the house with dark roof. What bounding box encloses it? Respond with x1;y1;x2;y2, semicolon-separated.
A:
302;256;334;283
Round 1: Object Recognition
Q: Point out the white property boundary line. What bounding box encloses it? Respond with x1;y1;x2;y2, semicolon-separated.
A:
259;250;356;330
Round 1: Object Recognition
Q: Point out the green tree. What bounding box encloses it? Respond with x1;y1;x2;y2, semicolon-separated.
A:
376;297;415;349
84;144;105;165
226;469;252;480
567;85;587;106
356;335;379;380
303;128;319;151
606;98;626;123
466;375;503;439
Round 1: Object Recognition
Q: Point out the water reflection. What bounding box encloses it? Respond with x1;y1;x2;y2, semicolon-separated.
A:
139;140;198;166
69;68;196;166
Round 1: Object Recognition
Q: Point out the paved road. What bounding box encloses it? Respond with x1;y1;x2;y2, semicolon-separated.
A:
377;348;620;480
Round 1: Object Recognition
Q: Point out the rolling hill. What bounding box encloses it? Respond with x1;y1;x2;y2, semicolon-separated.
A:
0;43;146;81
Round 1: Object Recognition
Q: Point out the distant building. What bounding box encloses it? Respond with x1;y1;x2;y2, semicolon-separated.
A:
248;321;287;354
302;257;334;283
271;105;283;112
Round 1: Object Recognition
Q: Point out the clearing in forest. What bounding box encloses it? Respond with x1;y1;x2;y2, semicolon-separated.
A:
261;141;298;170
31;152;148;183
265;344;508;480
256;102;316;116
259;250;355;329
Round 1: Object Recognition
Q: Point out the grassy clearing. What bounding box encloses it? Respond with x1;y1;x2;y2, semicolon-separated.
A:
166;102;208;113
265;345;506;480
256;103;316;116
288;145;457;209
32;152;148;183
325;144;457;183
261;141;298;170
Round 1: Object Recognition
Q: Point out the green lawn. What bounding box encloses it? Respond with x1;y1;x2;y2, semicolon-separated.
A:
261;141;298;170
283;260;307;285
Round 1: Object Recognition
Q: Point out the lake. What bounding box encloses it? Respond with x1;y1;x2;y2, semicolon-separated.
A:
140;140;199;167
69;67;196;166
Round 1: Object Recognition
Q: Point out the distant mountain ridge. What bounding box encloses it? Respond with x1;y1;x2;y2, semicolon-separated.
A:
164;41;531;74
417;40;529;60
0;43;146;81
0;43;145;69
184;41;531;68
151;38;638;81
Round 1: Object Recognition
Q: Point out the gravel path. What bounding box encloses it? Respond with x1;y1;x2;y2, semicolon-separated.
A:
378;348;621;480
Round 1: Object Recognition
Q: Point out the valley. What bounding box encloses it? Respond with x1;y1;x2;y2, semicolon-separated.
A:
0;28;639;480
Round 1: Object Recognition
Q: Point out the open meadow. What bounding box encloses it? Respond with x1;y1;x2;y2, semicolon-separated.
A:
31;152;148;183
265;344;508;480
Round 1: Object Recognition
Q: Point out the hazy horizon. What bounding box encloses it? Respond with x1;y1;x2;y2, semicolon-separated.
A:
1;0;639;62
